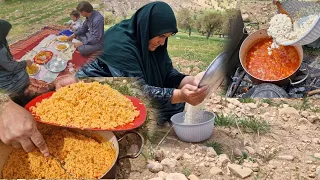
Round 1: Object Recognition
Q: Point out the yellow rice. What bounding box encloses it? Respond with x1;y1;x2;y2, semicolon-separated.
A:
2;127;117;179
30;81;140;129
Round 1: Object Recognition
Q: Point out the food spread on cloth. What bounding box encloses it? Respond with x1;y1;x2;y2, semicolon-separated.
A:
2;126;116;179
57;35;68;42
30;82;140;129
26;63;40;76
56;43;68;51
33;50;53;65
245;38;300;81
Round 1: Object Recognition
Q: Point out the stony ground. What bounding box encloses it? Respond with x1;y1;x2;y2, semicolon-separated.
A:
117;94;320;180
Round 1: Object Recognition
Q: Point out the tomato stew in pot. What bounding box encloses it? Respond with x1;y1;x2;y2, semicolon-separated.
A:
245;38;300;81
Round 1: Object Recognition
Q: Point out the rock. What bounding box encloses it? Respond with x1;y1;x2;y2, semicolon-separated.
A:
174;153;183;160
217;154;230;167
316;166;320;177
147;162;164;173
188;174;200;180
243;161;260;172
166;173;188;180
155;150;166;162
233;148;243;158
298;118;310;125
314;153;320;159
283;104;289;108
210;166;223;175
204;162;210;167
227;98;241;106
199;162;205;167
228;163;253;178
279;107;299;115
207;147;218;157
183;153;192;159
262;103;269;108
127;144;139;155
230;129;240;137
312;138;320;144
247;103;258;109
227;104;236;109
244;146;255;155
161;158;178;168
278;155;294;161
306;160;313;164
308;115;319;123
301;111;309;118
242;13;250;21
149;177;163;180
158;171;168;179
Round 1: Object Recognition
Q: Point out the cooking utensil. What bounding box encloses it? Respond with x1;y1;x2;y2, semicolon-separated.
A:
24;91;147;131
242;83;289;98
277;0;320;46
275;1;294;23
49;153;74;177
0;130;144;179
239;29;308;86
170;111;215;143
44;57;67;73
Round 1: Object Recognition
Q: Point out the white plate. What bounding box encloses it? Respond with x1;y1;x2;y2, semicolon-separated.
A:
27;64;41;76
55;43;70;51
56;35;69;42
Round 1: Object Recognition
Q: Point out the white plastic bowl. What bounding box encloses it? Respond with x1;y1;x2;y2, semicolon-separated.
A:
170;111;215;143
279;0;320;46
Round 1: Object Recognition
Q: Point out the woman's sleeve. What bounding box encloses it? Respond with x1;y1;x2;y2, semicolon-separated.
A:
163;54;187;88
0;49;27;72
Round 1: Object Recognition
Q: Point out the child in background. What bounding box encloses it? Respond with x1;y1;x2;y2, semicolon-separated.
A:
65;10;83;32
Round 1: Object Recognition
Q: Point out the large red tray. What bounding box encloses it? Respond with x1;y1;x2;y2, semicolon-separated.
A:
25;91;147;131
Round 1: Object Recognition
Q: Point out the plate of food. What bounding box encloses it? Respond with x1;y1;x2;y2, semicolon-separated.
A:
33;50;53;65
56;43;69;51
57;35;68;42
26;63;40;76
25;82;147;131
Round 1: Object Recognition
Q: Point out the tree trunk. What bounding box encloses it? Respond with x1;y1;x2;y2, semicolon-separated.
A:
206;31;211;39
188;28;191;37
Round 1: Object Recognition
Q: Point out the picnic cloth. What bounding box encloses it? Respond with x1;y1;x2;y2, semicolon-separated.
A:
19;34;77;83
9;26;100;81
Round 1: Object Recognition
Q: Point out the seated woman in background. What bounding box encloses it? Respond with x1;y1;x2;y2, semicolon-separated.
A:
0;20;54;106
55;2;209;126
0;20;31;98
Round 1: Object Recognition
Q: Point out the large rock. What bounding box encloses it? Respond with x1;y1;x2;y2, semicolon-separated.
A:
279;107;299;116
301;111;309;118
188;174;200;180
226;98;241;106
161;158;178;168
147;161;164;173
308;115;319;123
158;171;168;179
217;154;230;167
166;173;188;180
228;164;253;178
210;167;223;175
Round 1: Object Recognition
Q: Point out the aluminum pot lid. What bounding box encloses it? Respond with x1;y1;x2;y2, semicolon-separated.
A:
243;83;289;98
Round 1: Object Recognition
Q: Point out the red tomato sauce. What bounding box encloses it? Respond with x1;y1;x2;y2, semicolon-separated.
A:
245;38;300;81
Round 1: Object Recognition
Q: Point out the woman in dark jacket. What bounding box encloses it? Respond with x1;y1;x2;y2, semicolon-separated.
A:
56;2;208;126
0;20;32;97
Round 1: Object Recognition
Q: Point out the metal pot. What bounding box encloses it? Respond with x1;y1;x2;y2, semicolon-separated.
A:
0;130;144;179
239;29;308;86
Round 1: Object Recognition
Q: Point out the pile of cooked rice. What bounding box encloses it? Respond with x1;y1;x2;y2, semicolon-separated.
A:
30;81;140;129
2;127;116;179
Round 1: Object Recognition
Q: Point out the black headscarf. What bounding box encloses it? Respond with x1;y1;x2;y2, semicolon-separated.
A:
98;1;178;87
0;19;13;57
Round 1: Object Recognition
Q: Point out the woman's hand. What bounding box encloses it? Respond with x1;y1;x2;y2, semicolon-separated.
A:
54;74;78;90
26;60;33;67
0;99;49;156
179;71;206;88
172;84;209;106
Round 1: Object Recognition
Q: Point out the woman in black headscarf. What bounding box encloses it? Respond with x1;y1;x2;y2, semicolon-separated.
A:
56;2;208;126
0;20;32;96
